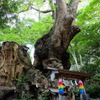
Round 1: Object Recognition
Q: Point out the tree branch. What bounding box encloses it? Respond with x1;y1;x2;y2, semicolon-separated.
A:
50;0;74;50
56;0;68;19
31;6;52;13
18;6;30;14
18;3;52;14
69;25;80;41
68;0;81;18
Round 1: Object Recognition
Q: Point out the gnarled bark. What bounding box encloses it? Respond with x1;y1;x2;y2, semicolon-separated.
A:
33;0;80;70
0;41;31;86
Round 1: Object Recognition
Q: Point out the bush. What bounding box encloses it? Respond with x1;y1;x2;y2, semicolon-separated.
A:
86;84;100;98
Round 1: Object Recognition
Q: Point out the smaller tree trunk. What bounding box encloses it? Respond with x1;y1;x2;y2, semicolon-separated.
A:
33;0;80;71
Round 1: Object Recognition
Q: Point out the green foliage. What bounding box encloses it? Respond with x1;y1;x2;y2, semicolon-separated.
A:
69;0;100;68
28;0;44;8
15;74;36;100
86;84;100;98
69;1;100;98
93;74;100;81
0;16;54;45
73;90;80;100
0;0;21;28
76;0;100;25
0;0;48;28
20;94;35;100
15;74;29;86
40;89;49;100
80;63;100;75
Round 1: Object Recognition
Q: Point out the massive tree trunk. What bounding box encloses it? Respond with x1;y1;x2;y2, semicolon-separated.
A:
0;41;48;99
33;0;80;70
0;41;31;86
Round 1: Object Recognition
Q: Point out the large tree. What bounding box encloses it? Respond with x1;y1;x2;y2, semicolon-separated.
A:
33;0;80;70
